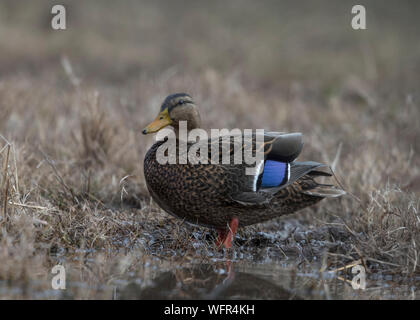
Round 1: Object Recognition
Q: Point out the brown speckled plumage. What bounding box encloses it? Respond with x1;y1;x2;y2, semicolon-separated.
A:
143;93;345;232
145;139;337;229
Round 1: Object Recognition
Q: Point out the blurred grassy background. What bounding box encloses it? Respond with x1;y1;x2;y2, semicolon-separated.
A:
1;0;420;85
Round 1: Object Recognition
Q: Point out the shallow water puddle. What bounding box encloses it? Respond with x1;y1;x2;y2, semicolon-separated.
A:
0;255;417;299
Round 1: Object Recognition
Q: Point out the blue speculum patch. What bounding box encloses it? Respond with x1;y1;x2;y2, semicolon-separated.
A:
261;160;288;187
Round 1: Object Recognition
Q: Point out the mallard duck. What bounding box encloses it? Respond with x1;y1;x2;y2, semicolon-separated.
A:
143;93;345;248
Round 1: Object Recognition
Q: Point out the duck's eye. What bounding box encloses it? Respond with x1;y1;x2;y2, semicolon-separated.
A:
159;116;164;120
178;100;184;105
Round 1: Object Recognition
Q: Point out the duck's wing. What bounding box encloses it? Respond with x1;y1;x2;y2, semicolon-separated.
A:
204;131;303;164
222;132;307;205
263;131;303;162
229;160;326;205
179;131;302;164
229;131;345;205
180;131;320;204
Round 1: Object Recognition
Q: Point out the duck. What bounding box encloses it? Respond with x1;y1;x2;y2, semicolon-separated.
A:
142;93;345;248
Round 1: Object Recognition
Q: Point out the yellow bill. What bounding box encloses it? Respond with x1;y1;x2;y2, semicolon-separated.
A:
142;108;172;134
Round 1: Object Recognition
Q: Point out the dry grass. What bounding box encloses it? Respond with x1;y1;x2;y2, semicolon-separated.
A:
0;0;419;299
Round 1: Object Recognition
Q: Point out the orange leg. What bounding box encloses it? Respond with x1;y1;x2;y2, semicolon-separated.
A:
216;217;239;249
216;229;227;247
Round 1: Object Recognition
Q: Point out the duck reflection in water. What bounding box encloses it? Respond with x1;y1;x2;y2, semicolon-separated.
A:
116;261;301;300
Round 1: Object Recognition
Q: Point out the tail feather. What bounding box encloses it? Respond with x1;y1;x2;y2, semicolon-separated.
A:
302;185;346;198
306;170;332;177
299;164;346;198
289;161;327;183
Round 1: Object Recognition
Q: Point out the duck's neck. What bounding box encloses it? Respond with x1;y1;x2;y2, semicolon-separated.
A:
173;119;202;140
170;105;202;139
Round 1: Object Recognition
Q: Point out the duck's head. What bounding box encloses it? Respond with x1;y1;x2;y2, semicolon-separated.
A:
142;93;201;135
